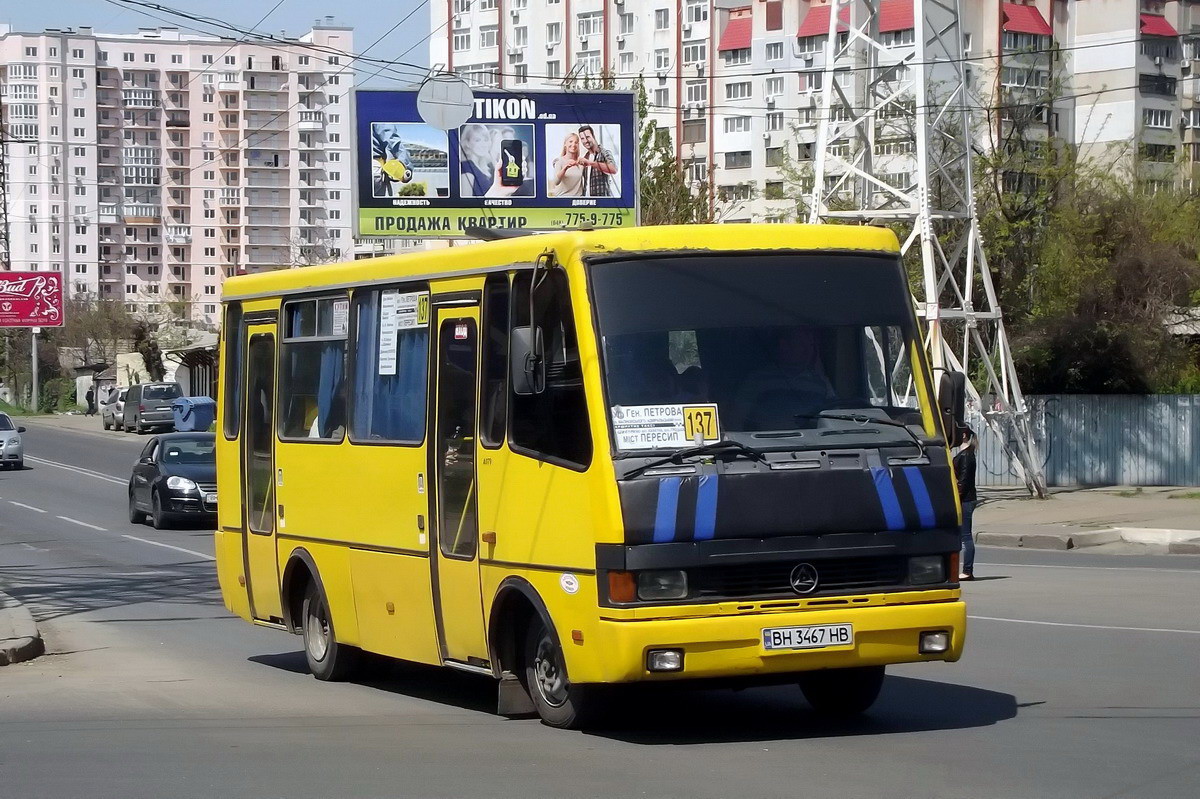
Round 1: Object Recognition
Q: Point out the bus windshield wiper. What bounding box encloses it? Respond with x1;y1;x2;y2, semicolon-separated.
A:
790;412;926;447
622;440;767;479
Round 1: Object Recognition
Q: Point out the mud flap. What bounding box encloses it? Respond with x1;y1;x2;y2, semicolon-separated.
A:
497;669;537;717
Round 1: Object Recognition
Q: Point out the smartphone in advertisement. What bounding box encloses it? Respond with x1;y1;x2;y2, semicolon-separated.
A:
499;139;524;187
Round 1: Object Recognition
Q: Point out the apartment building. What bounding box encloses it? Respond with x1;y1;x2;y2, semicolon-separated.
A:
431;0;1200;222
0;22;354;326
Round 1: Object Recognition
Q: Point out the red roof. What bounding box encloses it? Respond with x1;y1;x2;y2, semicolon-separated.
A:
718;15;753;52
1002;3;1053;37
798;5;849;38
1140;13;1178;38
880;0;913;33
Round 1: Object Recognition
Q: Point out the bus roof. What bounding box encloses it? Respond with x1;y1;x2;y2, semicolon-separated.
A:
221;223;901;302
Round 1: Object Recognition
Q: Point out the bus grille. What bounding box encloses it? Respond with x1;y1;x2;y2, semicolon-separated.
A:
690;556;909;600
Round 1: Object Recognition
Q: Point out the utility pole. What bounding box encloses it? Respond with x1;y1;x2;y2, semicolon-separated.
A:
0;88;11;268
31;328;39;411
808;0;1046;497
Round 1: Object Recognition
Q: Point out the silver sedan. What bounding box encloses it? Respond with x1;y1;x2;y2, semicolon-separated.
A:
0;412;25;470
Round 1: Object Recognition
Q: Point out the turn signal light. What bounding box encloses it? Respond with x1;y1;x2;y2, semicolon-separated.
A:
608;570;636;603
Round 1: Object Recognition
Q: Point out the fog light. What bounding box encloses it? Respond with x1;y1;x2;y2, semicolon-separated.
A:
919;630;951;654
646;649;684;672
908;555;946;585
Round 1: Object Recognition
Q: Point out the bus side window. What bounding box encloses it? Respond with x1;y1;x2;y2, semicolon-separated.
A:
480;273;509;449
222;302;243;439
509;270;592;469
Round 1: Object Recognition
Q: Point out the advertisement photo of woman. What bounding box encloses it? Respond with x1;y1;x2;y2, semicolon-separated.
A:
548;131;584;197
458;123;535;198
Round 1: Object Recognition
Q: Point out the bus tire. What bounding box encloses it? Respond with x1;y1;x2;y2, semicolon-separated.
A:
798;666;885;717
301;581;360;681
523;618;599;729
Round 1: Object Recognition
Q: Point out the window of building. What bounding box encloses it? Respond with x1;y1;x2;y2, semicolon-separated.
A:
172;54;183;64
724;47;750;66
578;12;603;38
1143;108;1172;129
800;70;824;91
25;47;37;57
619;13;634;35
765;76;784;97
682;119;707;143
883;28;915;48
685;0;708;23
725;150;752;169
515;63;529;84
546;22;561;44
653;87;670;108
766;42;784;61
655;49;671;70
723;116;751;133
509;270;591;467
514;25;528;47
1002;31;1043;52
725;81;752;100
765;147;786;167
686;156;707;184
767;111;785;131
144;53;155;63
683;41;707;64
279;295;350;440
480;25;498;48
1144;142;1176;162
686;79;708;104
797;35;823;54
619;53;634;73
349;287;428;443
656;9;670;30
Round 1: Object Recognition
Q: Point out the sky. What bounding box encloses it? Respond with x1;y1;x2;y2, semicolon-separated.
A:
3;0;433;88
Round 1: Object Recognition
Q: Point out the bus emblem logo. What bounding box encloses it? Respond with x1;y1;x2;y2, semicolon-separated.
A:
789;563;819;595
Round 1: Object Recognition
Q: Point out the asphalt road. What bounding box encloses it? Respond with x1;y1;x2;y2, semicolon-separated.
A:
1;420;1198;799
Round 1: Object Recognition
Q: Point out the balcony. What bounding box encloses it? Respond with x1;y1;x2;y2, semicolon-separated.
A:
166;112;190;128
246;155;288;169
247;233;289;245
298;110;325;131
124;204;161;222
98;204;121;222
122;88;159;108
220;189;242;206
218;72;240;91
246;193;289;207
246;216;288;227
122;146;160;165
165;225;191;244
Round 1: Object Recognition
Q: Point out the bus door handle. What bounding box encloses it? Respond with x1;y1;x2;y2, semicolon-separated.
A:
481;531;497;545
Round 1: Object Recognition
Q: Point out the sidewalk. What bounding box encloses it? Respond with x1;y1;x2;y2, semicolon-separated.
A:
976;486;1200;554
0;591;43;666
18;411;137;439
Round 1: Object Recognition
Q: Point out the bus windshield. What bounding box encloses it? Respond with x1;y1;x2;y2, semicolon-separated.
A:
589;252;930;451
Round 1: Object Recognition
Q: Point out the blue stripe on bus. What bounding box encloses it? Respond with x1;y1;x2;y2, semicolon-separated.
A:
653;477;682;543
903;467;936;529
693;474;719;541
871;467;906;531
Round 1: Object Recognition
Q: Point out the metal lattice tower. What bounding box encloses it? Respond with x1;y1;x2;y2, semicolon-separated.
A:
807;0;1046;496
0;89;11;269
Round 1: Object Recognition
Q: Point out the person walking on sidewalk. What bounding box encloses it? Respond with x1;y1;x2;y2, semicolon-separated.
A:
954;425;977;581
84;386;96;417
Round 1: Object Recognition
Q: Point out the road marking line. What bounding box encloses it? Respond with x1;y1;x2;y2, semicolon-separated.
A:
8;500;46;513
56;515;107;532
24;455;126;485
981;561;1200;575
969;615;1200;636
121;534;216;561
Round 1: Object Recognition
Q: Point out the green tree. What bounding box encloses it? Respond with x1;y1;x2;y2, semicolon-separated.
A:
132;320;167;382
634;80;713;225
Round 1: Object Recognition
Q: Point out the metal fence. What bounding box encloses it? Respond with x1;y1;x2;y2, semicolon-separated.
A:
972;395;1200;487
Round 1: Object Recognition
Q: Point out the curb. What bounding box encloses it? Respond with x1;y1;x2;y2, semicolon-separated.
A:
0;590;44;666
976;527;1197;552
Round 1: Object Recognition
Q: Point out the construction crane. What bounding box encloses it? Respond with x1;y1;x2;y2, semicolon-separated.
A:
808;0;1047;497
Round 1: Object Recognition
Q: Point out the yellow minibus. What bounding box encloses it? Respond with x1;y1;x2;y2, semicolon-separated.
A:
215;224;967;728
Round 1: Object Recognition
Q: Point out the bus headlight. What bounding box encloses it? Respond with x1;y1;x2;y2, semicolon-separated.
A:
637;570;689;601
908;555;945;585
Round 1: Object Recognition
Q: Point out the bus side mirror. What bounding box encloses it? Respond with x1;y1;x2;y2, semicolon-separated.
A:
938;371;966;440
511;326;545;396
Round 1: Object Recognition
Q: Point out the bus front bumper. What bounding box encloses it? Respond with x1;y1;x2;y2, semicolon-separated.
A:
577;598;966;684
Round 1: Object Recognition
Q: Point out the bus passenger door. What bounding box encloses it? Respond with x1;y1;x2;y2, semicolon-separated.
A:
242;326;282;620
430;304;488;664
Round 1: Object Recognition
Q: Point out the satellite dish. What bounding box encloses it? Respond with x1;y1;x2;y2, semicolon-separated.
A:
416;73;475;130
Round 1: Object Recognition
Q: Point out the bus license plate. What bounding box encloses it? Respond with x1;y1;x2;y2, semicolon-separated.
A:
762;623;853;651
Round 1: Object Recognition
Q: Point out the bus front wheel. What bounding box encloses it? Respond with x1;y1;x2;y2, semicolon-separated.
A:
798;666;885;716
523;619;600;729
301;582;360;681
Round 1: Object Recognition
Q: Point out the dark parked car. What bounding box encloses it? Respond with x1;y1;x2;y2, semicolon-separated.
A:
128;432;217;529
123;382;183;434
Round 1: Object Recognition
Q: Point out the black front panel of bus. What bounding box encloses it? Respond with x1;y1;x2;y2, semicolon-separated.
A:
616;461;958;545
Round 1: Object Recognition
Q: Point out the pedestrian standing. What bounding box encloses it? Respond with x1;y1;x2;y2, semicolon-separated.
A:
953;425;977;581
85;386;97;417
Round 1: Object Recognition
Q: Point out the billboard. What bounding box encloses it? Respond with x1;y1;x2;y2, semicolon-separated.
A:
355;89;638;238
0;272;64;328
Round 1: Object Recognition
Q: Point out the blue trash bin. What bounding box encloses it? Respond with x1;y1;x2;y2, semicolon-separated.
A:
172;396;217;432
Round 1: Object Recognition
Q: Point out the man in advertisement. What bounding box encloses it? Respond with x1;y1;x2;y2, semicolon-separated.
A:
577;125;618;198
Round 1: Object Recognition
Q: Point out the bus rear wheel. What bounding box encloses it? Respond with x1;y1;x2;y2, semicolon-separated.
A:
301;582;360;681
798;666;885;717
523;619;600;729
